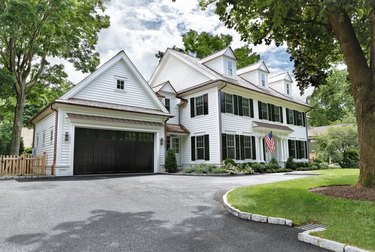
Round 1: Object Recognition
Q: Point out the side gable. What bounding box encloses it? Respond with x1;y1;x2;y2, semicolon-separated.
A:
259;61;270;73
61;51;168;113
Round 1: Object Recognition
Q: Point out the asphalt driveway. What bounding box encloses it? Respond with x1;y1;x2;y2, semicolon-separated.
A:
0;173;326;252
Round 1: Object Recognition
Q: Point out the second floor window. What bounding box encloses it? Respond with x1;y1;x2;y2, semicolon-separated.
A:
286;109;306;126
286;83;290;95
116;79;125;90
190;94;208;117
227;60;233;76
261;73;266;87
221;92;254;117
165;98;170;112
225;93;233;113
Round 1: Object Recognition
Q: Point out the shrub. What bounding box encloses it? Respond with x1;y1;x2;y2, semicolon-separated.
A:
285;157;297;170
23;147;33;154
224;158;236;166
339;150;359;168
251;163;267;173
211;167;227;174
267;158;280;169
182;167;194;173
222;163;254;175
165;149;177;173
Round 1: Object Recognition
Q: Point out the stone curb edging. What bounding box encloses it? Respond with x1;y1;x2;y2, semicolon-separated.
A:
0;175;55;180
222;190;369;252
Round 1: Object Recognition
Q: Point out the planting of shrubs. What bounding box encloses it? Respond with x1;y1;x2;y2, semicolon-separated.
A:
165;149;177;173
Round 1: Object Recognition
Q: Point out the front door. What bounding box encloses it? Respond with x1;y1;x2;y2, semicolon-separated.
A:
170;136;181;166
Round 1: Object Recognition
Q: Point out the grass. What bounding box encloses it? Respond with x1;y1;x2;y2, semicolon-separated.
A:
227;169;375;251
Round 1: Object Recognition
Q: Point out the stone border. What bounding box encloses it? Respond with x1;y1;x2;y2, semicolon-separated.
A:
222;190;369;252
0;175;55;180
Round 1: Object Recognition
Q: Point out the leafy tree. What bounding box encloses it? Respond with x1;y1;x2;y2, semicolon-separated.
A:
0;0;110;155
308;69;355;126
156;29;259;67
316;125;358;165
201;0;375;186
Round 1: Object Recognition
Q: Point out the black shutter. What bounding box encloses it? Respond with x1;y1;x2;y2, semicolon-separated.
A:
203;94;209;115
222;134;227;161
296;141;301;159
204;135;210;160
233;95;238;115
288;140;292;158
190;98;195;118
258;101;262;119
280;107;284;123
240;135;245;160
268;104;273;121
250;99;254;118
302;112;306;127
235;135;240;160
220;91;226;113
286;108;290;124
294;110;298;126
251;136;256;160
238;96;243;116
304;141;308;159
191;136;196;161
166;136;170;150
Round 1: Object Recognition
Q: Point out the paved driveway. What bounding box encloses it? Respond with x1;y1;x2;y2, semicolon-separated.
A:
0;173;326;252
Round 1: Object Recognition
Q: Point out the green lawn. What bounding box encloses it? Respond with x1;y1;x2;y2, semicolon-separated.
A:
227;169;375;251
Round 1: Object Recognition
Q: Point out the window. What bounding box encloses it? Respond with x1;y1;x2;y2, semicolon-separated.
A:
242;98;250;117
196;136;205;160
286;109;305;126
261;73;266;87
226;135;235;159
244;136;252;159
36;134;39;147
288;140;307;159
171;137;180;154
116;79;125;90
191;135;209;161
190;94;208;117
260;102;268;120
287;109;294;125
296;111;303;126
227;60;233;76
165;98;170;112
273;106;281;122
288;140;296;158
286;83;290;95
50;129;53;143
225;93;233;113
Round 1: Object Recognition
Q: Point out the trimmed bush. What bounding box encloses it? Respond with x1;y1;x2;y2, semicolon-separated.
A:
182;167;194;173
224;158;236;166
165;149;177;173
285;157;297;170
211;167;228;174
267;158;281;169
252;163;267;173
339;150;359;168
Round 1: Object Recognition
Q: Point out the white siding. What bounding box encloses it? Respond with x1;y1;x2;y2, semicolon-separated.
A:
160;92;179;125
34;113;56;167
239;71;258;85
203;57;224;75
179;87;221;165
150;56;211;92
74;60;158;110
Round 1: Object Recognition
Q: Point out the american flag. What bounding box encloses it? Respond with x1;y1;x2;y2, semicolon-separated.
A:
264;131;275;153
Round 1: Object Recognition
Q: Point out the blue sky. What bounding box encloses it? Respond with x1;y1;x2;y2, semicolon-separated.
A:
64;0;305;97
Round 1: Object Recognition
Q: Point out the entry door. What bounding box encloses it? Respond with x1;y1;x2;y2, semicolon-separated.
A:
170;136;181;166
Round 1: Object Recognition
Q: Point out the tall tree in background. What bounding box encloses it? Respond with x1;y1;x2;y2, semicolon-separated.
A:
202;0;375;187
156;29;260;68
308;69;355;126
0;0;110;155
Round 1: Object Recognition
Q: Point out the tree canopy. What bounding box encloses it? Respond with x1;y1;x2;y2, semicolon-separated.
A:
200;0;375;187
308;69;355;126
0;0;110;154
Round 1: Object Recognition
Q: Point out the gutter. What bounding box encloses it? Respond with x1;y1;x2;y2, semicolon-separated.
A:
50;104;58;176
218;82;228;164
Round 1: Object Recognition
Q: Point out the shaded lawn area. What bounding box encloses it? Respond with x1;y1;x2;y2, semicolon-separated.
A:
227;169;375;251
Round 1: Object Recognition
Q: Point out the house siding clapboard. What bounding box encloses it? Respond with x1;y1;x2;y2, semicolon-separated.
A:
34;112;56;167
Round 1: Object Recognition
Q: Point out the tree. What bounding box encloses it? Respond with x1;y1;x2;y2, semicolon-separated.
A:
308;69;355;126
156;29;260;67
0;0;110;155
316;125;358;165
202;0;375;187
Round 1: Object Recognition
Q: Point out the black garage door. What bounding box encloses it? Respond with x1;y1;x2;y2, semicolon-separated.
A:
74;128;154;175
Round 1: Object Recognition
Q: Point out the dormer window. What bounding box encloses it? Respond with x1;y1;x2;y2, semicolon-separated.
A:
261;74;266;87
165;98;170;112
225;59;236;77
286;83;290;95
227;61;233;76
116;79;125;90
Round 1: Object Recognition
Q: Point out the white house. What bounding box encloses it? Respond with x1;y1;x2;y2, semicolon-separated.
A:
149;47;310;167
32;47;310;176
31;51;170;176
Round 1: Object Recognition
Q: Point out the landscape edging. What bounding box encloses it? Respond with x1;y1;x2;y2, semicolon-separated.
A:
222;190;369;252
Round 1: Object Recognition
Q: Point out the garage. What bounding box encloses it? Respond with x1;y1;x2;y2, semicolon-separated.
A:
74;128;154;175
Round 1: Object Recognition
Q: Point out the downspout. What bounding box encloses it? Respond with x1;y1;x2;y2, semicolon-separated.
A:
50;104;58;176
305;106;312;161
218;82;228;164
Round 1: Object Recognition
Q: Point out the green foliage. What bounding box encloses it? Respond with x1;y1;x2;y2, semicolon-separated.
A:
23;147;32;154
0;122;12;154
223;158;236;166
234;46;260;68
316;125;358;164
308;69;355;126
266;158;280;169
165;149;178;173
339;150;359;168
251;163;267;173
285;157;297;170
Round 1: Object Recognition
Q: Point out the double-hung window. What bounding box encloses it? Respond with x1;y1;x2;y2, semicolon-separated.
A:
195;96;204;115
242;98;250;117
226;135;235;159
261;74;266;87
225;93;233;113
165;98;170;112
227;60;233;76
190;94;208;117
261;102;268;120
243;136;252;159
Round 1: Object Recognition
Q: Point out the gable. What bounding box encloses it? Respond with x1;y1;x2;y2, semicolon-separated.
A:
223;48;236;59
259;62;270;73
159;82;176;94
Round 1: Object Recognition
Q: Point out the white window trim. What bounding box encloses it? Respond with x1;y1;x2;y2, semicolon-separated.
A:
226;134;236;159
196;135;205;160
195;95;204;116
114;76;127;92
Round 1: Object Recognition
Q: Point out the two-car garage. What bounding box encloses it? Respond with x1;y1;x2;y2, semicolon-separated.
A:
73;128;154;175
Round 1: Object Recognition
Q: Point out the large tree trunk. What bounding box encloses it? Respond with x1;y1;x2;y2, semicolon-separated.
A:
328;11;375;187
9;83;26;155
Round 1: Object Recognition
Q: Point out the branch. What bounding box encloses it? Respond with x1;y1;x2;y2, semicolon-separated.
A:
25;56;47;95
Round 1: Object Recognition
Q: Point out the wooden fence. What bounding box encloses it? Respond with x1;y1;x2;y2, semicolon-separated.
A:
0;153;47;176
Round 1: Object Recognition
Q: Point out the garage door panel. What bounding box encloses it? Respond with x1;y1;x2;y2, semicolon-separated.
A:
74;128;154;175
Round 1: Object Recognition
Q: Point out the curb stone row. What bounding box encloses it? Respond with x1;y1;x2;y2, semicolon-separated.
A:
0;175;55;180
222;190;369;252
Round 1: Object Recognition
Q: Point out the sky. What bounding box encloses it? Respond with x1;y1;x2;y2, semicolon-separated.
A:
64;0;310;98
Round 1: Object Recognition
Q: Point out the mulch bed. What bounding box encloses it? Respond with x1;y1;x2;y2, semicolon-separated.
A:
310;185;375;202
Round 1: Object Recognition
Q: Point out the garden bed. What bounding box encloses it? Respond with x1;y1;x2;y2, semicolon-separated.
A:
310;185;375;202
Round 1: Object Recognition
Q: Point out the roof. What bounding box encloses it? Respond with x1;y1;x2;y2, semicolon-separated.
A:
237;61;270;74
269;72;293;83
152;81;177;94
67;113;163;127
253;121;294;132
200;47;237;63
166;123;190;135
